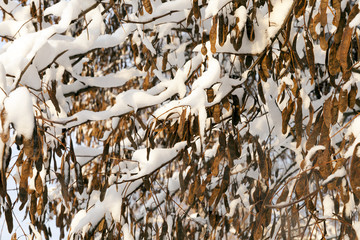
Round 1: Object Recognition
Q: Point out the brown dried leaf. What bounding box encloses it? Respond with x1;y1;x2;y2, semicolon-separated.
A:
320;0;328;27
339;89;348;113
261;55;270;79
332;0;341;26
318;144;332;179
294;0;306;18
337;26;353;71
177;109;187;139
282;99;294;134
295;97;303;147
306;103;314;136
207;88;214;103
143;0;153;14
246;18;255;41
349;85;358;109
258;81;266;104
350;143;360;199
30;2;37;18
162;51;168;72
306;115;323;150
309;13;320;40
331;96;339;124
209;186;221;206
228;134;239;161
218;14;224;46
35;173;43;195
305;35;316;81
329;42;340;76
210;16;217;53
5;206;13;233
277;186;289;204
193;0;200;19
213;104;221;123
295;173;309;199
320;29;328;50
323;97;332;128
256;140;268;179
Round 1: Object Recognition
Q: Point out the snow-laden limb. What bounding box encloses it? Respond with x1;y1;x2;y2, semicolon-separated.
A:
52;53;203;128
4;87;34;139
69;142;186;238
62;68;146;95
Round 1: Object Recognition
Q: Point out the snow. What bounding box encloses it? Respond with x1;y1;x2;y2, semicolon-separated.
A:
234;6;247;32
323;194;334;218
303;145;325;169
4;87;34;139
354;221;360;239
69;142;187;236
350;13;360;28
322;167;346;185
205;0;230;18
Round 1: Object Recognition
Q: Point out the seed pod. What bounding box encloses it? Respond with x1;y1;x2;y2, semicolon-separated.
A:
143;0;153;14
210;16;217;53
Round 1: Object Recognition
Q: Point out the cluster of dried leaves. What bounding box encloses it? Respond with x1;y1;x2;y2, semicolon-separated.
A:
3;0;360;239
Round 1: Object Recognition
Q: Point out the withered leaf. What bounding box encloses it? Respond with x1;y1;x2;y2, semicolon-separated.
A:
318;144;332;179
323;97;332;128
306;103;314;137
337;26;353;72
219;132;226;150
256;140;268;179
49;80;60;113
295;172;309;199
193;0;200;19
319;29;328;50
295;97;303;148
246;17;255;41
320;0;328;27
350;143;360;199
294;0;306;18
258;81;266;104
228;134;239;160
5;206;13;233
349;85;358;109
305;35;316;81
218;14;225;46
162;51;168;72
177;109;187;139
282;99;294;135
30;2;37;18
209;185;221;207
35;173;43;195
210;16;217;53
328;42;340;76
277;186;289;204
75;162;84;194
309;13;320;40
142;0;153;14
331;96;339;124
213;104;221;123
306;115;323;150
339;89;348;113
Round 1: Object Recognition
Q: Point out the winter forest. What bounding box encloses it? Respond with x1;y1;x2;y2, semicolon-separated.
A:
2;0;360;239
